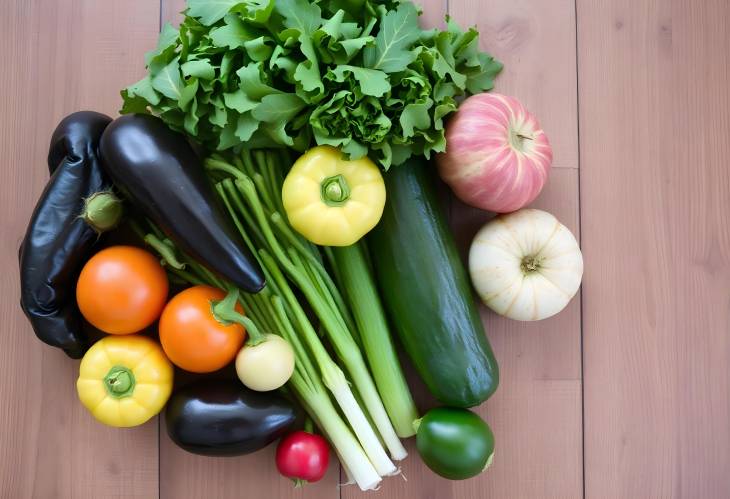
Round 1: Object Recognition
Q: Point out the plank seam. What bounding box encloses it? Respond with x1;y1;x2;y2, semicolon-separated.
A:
573;0;586;498
158;6;163;499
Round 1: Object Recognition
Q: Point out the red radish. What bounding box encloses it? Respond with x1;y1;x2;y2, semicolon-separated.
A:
276;431;330;485
437;93;552;213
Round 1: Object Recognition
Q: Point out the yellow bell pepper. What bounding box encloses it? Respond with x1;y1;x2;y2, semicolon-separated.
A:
282;146;386;246
76;335;173;427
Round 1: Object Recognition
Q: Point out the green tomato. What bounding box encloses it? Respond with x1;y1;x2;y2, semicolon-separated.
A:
415;407;495;480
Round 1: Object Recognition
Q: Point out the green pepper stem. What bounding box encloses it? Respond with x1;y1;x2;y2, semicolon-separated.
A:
321;175;351;206
211;289;265;345
103;366;136;399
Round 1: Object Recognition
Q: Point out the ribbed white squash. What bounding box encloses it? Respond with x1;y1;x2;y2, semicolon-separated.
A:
469;209;583;321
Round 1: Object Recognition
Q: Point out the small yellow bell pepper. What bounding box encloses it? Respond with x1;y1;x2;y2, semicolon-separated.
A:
282;146;386;246
76;335;173;427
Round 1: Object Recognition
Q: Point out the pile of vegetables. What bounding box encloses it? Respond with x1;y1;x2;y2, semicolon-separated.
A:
18;0;584;492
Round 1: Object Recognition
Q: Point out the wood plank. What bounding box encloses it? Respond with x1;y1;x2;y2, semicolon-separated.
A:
342;1;583;498
155;2;339;498
579;0;730;497
448;1;583;498
451;0;579;169
449;171;582;499
161;0;186;27
0;0;161;498
160;426;341;499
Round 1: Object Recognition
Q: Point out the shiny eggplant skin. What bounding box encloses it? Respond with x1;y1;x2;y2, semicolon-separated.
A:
165;380;296;457
19;111;113;359
99;114;265;293
368;158;499;407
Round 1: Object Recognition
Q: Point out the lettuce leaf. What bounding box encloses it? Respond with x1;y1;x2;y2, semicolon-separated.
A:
121;0;501;168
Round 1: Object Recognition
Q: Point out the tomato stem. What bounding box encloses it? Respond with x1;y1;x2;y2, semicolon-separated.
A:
143;234;185;269
211;289;266;345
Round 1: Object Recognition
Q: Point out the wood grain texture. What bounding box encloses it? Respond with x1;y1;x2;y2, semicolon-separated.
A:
579;0;730;498
451;170;582;499
451;0;579;169
161;0;186;28
0;1;161;498
448;1;583;497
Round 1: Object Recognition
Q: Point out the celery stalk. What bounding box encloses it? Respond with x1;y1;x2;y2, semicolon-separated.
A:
331;243;418;438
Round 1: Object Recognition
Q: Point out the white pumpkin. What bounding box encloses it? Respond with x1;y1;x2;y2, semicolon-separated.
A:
469;209;583;321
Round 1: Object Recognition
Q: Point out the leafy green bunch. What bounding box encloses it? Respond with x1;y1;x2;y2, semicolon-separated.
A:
122;0;502;168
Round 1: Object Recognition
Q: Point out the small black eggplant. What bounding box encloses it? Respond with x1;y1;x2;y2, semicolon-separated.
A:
19;111;121;358
165;380;296;457
99;114;265;293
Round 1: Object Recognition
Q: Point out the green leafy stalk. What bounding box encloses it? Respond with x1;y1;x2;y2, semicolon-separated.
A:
330;242;418;438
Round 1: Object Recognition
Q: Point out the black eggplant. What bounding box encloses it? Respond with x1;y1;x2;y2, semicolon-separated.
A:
99;114;265;293
165;379;296;457
19;111;118;358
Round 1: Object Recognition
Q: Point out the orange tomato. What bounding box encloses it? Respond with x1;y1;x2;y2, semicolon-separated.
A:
159;285;245;373
77;246;169;335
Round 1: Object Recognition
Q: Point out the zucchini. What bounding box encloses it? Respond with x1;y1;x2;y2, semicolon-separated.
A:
367;158;499;407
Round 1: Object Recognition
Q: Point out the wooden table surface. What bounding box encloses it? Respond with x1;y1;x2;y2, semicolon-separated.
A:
2;0;728;498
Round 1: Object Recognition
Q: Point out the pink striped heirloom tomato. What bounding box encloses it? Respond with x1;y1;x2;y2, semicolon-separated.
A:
437;93;553;213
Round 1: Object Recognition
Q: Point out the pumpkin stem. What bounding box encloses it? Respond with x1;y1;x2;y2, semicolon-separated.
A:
521;255;542;274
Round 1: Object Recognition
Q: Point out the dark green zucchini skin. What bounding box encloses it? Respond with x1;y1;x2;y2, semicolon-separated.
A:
367;158;499;407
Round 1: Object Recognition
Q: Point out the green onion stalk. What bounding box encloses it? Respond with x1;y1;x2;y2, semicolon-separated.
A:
205;150;410;462
327;243;418;438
